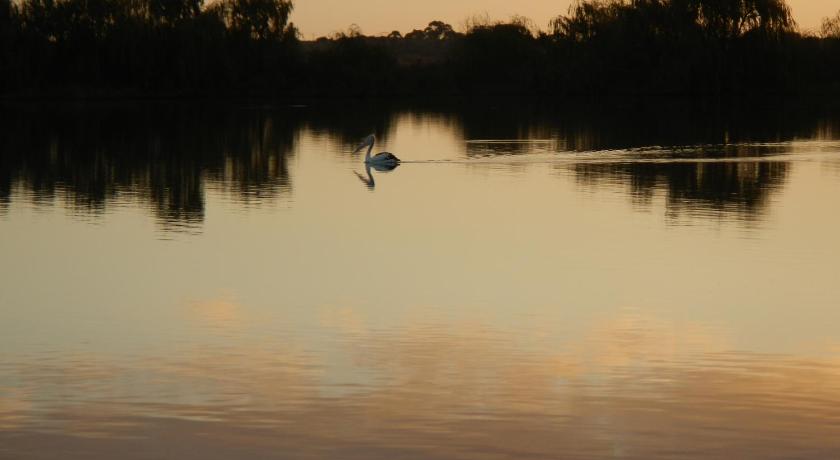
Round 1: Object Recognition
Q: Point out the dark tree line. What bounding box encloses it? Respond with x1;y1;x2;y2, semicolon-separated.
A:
1;0;839;99
0;0;298;94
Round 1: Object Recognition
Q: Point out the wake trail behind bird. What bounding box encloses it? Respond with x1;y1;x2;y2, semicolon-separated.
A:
392;139;840;165
399;150;840;166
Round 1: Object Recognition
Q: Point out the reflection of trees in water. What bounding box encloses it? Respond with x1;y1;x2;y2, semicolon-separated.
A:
0;104;296;229
813;119;840;177
454;103;836;220
2;102;838;228
574;161;789;221
550;109;808;221
461;104;832;155
0;102;404;227
459;106;553;157
206;114;294;205
301;103;396;151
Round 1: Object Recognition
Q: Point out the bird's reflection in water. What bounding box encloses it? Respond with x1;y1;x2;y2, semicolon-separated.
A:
354;162;399;190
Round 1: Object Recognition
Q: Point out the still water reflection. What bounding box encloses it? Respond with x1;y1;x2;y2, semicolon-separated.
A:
1;102;840;459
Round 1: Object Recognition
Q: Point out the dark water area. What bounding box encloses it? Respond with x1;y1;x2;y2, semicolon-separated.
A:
2;101;840;459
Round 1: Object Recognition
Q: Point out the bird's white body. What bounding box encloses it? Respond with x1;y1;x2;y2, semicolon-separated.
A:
354;134;400;166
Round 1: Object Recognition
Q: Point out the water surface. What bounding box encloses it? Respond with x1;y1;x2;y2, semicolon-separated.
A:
2;102;840;459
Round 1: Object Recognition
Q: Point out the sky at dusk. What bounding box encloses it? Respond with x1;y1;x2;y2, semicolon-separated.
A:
293;0;838;39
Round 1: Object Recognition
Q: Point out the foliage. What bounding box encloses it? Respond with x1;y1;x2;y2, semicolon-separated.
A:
546;0;805;96
550;0;794;41
0;0;297;94
405;20;458;40
0;0;838;99
822;11;840;38
149;0;202;25
222;0;292;40
690;0;794;39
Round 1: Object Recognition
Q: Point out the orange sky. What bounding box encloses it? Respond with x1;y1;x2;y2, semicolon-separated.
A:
293;0;838;39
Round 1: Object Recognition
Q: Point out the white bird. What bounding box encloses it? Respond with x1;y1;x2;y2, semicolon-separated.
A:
354;134;400;166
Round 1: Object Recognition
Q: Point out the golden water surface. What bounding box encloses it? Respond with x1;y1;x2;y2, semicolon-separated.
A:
1;103;840;459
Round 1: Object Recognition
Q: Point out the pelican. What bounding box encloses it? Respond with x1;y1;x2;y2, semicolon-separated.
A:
354;134;400;166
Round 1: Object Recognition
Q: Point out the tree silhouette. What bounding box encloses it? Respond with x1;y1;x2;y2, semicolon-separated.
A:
149;0;202;25
424;20;457;40
822;11;840;38
690;0;794;40
215;0;292;40
0;0;838;99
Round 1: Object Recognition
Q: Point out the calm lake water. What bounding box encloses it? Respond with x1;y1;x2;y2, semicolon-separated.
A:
2;102;840;459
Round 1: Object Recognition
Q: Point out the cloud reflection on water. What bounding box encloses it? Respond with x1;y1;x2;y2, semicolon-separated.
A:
2;306;840;459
